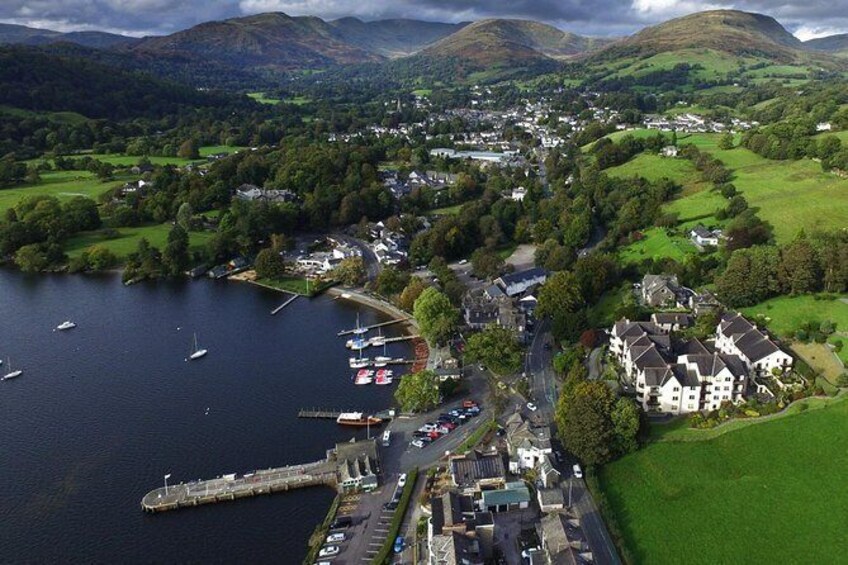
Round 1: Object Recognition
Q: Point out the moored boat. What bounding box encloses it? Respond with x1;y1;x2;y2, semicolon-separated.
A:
336;412;382;426
56;320;76;331
2;358;22;381
189;333;207;360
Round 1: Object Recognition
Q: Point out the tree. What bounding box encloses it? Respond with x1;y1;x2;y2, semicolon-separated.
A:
374;267;409;298
465;326;524;376
413;287;458;346
471;248;505;280
162;224;189;277
177;139;200;160
716;246;780;307
537;271;582;319
555;380;616;466
335;257;366;286
398;277;427;312
610;398;641;455
87;245;117;271
254;248;287;279
778;234;821;294
394;369;441;413
176;202;194;231
14;243;49;272
718;132;735;150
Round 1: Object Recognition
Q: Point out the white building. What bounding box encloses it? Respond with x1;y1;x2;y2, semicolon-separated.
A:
715;312;794;375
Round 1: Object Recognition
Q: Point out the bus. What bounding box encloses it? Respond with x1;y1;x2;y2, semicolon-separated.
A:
382;430;391;447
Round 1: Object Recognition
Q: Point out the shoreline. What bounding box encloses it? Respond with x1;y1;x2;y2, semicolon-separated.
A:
325;287;419;336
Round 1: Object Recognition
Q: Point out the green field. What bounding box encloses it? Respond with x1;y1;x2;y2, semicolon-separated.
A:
588;283;631;327
63;224;214;260
247;92;281;105
429;204;463;216
0;171;125;212
742;294;848;338
599;394;848;564
618;227;697;264
606;153;708;195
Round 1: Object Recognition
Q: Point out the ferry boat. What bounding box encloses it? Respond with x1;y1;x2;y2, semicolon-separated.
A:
56;320;76;331
336;412;382;427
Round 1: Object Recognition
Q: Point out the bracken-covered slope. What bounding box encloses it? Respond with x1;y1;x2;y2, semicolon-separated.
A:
327;18;466;58
422;18;610;66
129;12;383;70
0;23;136;49
805;34;848;57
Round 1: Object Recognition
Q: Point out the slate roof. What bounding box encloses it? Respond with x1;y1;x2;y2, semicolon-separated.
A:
540;513;578;565
651;313;694;327
451;451;506;489
498;267;547;287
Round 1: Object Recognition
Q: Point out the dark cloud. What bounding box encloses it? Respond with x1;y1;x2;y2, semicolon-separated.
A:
1;0;847;39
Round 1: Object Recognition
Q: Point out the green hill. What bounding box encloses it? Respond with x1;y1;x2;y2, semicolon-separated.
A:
327;18;465;58
805;34;848;57
0;22;136;49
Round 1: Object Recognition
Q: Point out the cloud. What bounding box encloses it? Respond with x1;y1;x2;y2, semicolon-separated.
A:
1;0;848;39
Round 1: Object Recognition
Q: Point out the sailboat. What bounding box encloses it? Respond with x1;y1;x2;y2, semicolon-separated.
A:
189;333;208;360
374;337;391;367
3;358;23;381
351;312;368;336
349;343;370;368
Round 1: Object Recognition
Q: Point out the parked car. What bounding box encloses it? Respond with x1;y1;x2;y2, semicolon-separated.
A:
398;473;407;488
427;431;441;439
573;464;583;479
384;500;398;510
496;427;507;437
412;431;429;438
330;516;352;530
394;536;405;554
411;439;425;449
463;399;478;408
527;402;538;412
319;546;340;557
441;422;457;430
326;533;345;544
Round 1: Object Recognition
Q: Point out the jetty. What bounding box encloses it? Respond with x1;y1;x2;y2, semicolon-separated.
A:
271;294;298;315
141;461;336;513
298;408;396;420
337;318;410;336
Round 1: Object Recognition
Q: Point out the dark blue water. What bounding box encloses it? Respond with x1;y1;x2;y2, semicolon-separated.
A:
0;271;408;563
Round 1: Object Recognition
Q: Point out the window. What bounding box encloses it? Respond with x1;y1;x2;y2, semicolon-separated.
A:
673;387;680;392
687;404;695;410
672;396;679;401
723;395;729;400
724;386;730;391
689;395;695;400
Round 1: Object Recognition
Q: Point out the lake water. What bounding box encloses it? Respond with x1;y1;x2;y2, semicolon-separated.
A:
0;271;409;563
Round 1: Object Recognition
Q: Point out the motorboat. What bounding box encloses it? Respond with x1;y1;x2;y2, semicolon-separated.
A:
336;412;382;426
56;321;76;331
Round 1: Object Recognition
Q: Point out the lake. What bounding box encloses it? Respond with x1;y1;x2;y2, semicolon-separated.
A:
0;271;409;563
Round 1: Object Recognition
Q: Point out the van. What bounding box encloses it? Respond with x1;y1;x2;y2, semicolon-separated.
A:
382;430;391;447
572;464;583;479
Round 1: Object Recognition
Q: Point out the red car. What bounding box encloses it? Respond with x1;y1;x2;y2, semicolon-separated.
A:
462;400;478;409
427;431;441;439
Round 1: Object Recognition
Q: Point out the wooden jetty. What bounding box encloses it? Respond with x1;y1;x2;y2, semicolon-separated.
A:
271;294;298;315
337;318;410;336
298;408;343;419
141;461;336;513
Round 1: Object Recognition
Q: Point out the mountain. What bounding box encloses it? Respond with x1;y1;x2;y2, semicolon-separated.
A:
422;19;610;66
593;10;807;63
0;23;136;48
129;12;382;70
328;18;465;58
805;34;848;56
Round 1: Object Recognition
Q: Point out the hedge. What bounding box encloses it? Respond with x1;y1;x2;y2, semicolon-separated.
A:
372;467;419;565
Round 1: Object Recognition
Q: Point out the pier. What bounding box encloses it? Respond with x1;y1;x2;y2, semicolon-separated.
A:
270;294;298;315
141;461;336;513
337;318;410;336
298;408;344;419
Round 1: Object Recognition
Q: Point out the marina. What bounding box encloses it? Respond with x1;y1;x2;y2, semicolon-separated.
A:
336;317;410;336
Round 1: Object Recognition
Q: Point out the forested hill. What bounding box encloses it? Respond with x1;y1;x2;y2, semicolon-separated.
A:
0;45;248;120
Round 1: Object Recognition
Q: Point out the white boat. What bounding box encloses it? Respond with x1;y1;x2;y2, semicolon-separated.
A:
352;313;368;335
2;358;22;381
349;356;370;369
346;337;368;350
189;333;208;360
56;320;76;331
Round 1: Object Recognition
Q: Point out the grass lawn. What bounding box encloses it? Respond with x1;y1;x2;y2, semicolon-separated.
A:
429;204;463;216
254;275;332;297
411;89;432;96
742;294;848;338
791;342;845;381
605;153;709;196
247;92;281;105
588;283;631;327
0;171;126;212
598;394;848;564
63;224;214;260
496;243;518;260
618;227;697;264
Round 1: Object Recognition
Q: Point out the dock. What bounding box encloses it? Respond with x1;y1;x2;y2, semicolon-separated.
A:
141;461;336;513
271;294;298;315
337;318;410;336
298;408;344;419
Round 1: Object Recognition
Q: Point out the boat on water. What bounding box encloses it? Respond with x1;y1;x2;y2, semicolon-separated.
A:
349;356;370;369
56;320;76;331
336;412;382;426
351;313;368;336
354;374;373;385
2;358;23;381
346;337;368;350
189;333;208;360
374;369;393;385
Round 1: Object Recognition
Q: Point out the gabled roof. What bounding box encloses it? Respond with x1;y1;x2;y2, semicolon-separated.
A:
497;267;547;287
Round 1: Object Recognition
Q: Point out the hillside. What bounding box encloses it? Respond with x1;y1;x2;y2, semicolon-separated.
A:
328;18;465;58
596;10;805;62
805;34;848;56
0;23;135;48
130;12;383;70
423;19;609;66
0;45;244;120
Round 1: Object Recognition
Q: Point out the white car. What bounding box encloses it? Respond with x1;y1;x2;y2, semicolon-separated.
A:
458;259;468;265
573;464;583;479
398;473;407;488
319;545;340;557
326;533;345;544
411;439;426;449
526;402;538;412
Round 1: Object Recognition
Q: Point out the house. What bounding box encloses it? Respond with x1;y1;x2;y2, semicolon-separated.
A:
817;122;833;132
538;455;560;489
650;313;694;333
641;274;686;308
480;481;531;513
428;491;494;562
538;487;565;513
690;290;721;316
495;268;547;298
538;512;584;565
332;439;379;493
690;225;722;249
715;312;794;375
504;412;552;472
449;450;507;494
510;186;527;201
429;532;485;565
130;163;155;175
661;145;679;158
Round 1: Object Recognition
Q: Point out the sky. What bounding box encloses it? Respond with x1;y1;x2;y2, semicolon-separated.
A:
1;0;847;40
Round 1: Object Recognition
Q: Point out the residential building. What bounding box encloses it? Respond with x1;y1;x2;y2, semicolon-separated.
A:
538;512;588;565
690;225;722;249
480;481;531;513
504;412;552;473
495;267;548;298
640;274;685;308
538;487;565;513
428;491;494;563
715;312;794;375
449;449;507;494
650;312;694;333
331;439;379;493
661;145;679;158
429;532;485;565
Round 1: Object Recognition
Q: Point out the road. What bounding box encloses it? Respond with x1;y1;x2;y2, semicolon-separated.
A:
526;320;622;565
586;346;605;381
